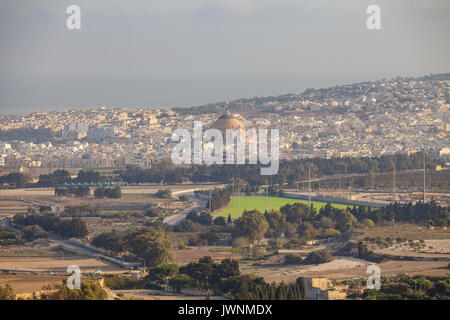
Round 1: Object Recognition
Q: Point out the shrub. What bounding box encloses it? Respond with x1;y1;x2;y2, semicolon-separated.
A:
303;249;334;265
284;254;303;265
213;217;227;227
155;189;172;198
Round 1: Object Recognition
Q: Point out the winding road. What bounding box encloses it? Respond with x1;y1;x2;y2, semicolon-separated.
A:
163;194;207;226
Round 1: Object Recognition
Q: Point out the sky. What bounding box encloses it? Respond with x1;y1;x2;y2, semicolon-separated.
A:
0;0;449;115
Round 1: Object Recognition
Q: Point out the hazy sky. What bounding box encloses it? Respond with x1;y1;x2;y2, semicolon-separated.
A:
0;0;449;114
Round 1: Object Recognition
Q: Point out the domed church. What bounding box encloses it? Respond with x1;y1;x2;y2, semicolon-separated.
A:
210;111;245;136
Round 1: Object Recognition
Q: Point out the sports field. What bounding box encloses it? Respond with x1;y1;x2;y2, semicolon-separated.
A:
215;196;349;218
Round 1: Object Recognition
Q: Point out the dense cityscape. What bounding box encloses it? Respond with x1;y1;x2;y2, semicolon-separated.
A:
1;74;449;178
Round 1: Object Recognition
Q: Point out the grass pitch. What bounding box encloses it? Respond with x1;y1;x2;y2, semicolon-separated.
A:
215;196;349;218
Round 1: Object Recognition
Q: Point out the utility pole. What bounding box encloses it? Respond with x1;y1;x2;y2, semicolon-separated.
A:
232;176;234;207
209;189;212;212
423;151;426;203
266;186;269;212
238;191;240;217
370;170;374;209
237;166;240;217
308;165;311;207
392;161;396;202
339;169;342;199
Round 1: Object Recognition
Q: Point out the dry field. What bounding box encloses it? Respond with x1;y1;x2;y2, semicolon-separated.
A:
0;184;220;198
301;260;450;280
113;289;227;300
170;246;244;265
0;184;221;213
0;274;66;294
0;255;121;273
239;256;369;283
0;199;30;217
240;256;450;283
374;239;450;259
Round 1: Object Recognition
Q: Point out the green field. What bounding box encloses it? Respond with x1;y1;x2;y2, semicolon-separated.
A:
215;196;349;218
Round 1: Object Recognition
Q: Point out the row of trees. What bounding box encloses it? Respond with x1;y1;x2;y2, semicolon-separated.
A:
365;201;449;226
13;212;88;239
94;186;122;199
55;186;90;197
221;275;305;300
1;152;439;189
37;169;103;187
0;172;31;188
115;152;439;187
37;170;71;187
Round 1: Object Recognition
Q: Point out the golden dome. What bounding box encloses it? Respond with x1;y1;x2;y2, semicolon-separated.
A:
211;111;245;134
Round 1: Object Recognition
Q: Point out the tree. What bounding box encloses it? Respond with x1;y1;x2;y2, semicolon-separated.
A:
232;210;269;243
22;225;49;241
42;281;107;300
335;210;356;232
147;264;179;285
187;211;212;225
215;258;240;279
94;187;121;199
169;274;192;293
0;284;15;300
38;170;71;187
304;249;334;265
206;188;231;211
284;254;303;265
77;170;101;183
179;195;189;202
145;206;164;218
179;256;214;289
92;231;124;254
155;189;172;198
0;172;31;188
13;212;88;239
264;210;286;231
280;203;311;224
125;227;173;267
110;186;122;199
213;217;227;227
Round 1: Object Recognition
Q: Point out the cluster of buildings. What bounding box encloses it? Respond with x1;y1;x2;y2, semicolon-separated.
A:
0;75;449;177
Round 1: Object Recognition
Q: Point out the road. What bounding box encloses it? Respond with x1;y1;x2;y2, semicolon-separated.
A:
47;237;136;268
1;216;23;234
163;194;207;226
